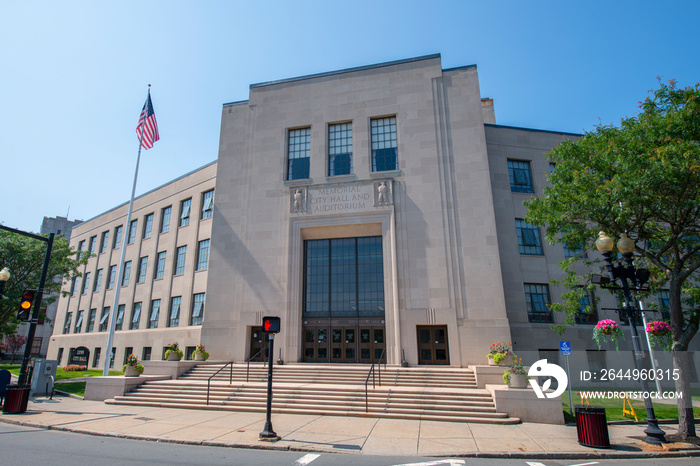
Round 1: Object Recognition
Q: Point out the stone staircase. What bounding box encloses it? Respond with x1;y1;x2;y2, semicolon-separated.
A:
106;363;519;424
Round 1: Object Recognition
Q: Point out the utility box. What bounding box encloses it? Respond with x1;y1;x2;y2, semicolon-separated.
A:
30;359;58;395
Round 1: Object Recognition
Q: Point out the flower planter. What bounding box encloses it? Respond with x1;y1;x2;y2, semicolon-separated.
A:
488;354;513;366
508;373;528;388
124;366;139;377
194;352;204;361
167;352;181;361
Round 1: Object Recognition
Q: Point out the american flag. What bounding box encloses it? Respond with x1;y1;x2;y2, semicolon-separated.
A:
136;93;160;149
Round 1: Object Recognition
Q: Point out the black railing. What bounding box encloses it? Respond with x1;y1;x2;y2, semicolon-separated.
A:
247;348;268;382
206;361;233;405
364;349;386;413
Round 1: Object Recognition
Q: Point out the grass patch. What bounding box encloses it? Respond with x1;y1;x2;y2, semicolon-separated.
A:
55;381;86;397
1;364;121;380
562;389;700;422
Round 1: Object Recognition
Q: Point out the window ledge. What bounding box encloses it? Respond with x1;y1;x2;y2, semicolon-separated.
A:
370;170;401;179
326;174;356;183
284;178;313;187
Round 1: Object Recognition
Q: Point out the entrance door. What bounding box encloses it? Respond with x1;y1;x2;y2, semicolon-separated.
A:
304;324;385;363
417;325;450;365
249;326;267;361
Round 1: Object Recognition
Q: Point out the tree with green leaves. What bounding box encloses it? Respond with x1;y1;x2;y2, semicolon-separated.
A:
525;80;700;439
0;229;86;338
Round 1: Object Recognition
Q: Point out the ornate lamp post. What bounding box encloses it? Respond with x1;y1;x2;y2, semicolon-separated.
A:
594;231;666;445
0;267;9;296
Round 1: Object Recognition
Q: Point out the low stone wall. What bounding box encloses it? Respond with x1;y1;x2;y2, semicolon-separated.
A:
84;375;170;401
486;384;565;424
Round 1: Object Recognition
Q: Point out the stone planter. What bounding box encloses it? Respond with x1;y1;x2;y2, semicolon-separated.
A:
508;373;528;388
124;366;139;377
167;352;181;361
488;353;513;366
194;352;204;361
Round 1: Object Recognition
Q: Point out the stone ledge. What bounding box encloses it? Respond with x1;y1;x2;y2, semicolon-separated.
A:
486;383;565;425
84;375;171;401
470;364;511;388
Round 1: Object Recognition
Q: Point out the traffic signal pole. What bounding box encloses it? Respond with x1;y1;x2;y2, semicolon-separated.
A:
259;332;278;440
0;225;54;387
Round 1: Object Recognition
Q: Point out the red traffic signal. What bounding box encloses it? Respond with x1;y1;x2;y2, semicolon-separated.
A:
262;316;281;333
18;289;35;322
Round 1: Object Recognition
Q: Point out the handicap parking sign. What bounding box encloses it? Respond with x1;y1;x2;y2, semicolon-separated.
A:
560;341;571;356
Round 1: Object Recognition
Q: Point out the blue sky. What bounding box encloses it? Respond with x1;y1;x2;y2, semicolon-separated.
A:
1;0;698;233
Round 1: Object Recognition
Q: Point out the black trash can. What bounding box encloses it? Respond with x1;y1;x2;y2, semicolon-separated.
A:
575;405;610;448
2;384;31;414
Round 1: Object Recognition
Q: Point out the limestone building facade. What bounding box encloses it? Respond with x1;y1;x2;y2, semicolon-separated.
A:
47;55;698;386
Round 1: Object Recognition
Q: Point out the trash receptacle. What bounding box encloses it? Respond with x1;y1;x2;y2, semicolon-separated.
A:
2;384;31;414
575;405;610;448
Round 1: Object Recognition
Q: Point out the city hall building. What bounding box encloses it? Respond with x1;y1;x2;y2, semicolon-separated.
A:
48;55;698;383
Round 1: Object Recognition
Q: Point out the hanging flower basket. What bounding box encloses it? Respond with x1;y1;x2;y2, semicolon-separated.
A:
593;319;624;350
646;321;673;351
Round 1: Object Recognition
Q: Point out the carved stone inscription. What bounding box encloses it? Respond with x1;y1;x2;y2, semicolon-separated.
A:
309;184;373;214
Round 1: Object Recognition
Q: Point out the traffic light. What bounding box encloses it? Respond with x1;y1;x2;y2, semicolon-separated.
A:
262;316;281;333
18;289;35;322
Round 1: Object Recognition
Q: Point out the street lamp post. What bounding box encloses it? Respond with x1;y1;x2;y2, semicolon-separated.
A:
0;267;9;297
594;231;666;445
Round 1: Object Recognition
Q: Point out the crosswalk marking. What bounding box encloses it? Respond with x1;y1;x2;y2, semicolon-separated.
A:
294;453;321;465
394;460;466;466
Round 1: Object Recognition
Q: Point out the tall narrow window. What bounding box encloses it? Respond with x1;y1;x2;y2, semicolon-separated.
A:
287;127;311;180
71;278;78;297
169;296;181;327
179;199;192;227
175;246;187;275
99;307;110;332
525;283;552;323
81;272;91;294
371;116;397;172
115;304;125;331
127;219;138;244
328;123;352;176
191;293;205;325
130;302;142;330
87;309;96;332
113;225;123;249
88;236;97;254
121;261;132;286
143;213;154;239
196;239;210;271
516;219;544;255
63;312;73;334
201;190;214;219
148;299;160;328
94;269;103;292
100;231;109;253
160;206;172;233
507;159;534;193
155;251;166;279
107;265;117;289
137;256;148;283
74;310;83;334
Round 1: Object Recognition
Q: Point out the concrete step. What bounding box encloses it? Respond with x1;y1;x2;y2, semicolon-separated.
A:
107;363;518;424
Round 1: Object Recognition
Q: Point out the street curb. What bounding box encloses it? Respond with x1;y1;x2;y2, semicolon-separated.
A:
2;415;700;459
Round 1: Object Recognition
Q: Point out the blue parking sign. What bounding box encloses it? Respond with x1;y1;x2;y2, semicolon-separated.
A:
560;341;571;356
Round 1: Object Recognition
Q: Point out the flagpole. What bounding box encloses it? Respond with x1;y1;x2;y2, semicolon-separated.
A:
102;85;151;376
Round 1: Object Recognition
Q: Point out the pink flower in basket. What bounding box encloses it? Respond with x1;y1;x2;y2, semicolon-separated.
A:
593;319;624;350
646;320;671;336
646;321;673;351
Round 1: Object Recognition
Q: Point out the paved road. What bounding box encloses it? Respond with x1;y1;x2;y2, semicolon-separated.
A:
3;423;700;466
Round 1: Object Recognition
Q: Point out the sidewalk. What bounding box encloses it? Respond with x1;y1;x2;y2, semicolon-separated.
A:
1;394;700;459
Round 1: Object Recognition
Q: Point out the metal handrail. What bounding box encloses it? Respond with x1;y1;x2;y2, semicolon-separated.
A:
206;361;233;405
246;348;267;382
364;348;386;412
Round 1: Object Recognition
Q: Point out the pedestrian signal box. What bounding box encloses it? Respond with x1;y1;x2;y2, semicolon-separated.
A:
262;316;281;333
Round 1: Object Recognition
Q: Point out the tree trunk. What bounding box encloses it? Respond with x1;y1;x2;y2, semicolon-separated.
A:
673;350;697;439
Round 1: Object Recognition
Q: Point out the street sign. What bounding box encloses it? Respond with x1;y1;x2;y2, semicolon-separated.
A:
560;340;571;356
